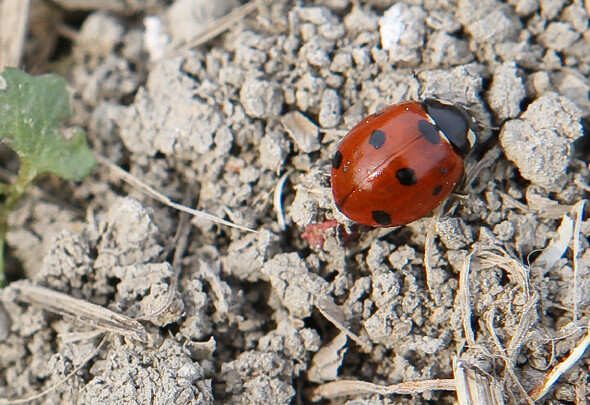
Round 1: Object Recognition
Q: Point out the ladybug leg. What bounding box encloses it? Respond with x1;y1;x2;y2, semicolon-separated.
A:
450;191;469;199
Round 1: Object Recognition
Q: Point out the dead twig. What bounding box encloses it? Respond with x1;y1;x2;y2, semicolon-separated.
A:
312;378;455;401
139;199;192;322
96;153;257;233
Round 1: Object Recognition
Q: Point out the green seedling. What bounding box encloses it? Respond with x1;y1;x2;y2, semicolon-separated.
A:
0;67;95;286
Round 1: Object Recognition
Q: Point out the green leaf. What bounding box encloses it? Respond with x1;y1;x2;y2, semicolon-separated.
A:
0;67;95;181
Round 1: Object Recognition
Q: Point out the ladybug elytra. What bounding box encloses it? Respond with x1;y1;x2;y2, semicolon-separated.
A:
331;99;477;227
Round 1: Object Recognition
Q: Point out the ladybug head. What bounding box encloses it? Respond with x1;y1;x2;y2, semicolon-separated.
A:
422;98;478;158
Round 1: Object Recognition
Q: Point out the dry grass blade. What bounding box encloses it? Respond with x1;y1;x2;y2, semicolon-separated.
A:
529;330;590;400
0;334;109;405
179;0;262;51
12;282;147;342
478;249;539;363
570;201;585;321
463;247;537;403
308;333;348;383
312;378;455;400
464;144;501;192
424;206;444;300
314;296;371;350
505;292;539;359
198;259;229;315
0;0;30;67
458;251;476;346
96;153;257;233
532;214;573;276
483;308;535;404
454;359;504;405
273;169;292;231
478;250;530;296
527;201;587;400
460;204;589;402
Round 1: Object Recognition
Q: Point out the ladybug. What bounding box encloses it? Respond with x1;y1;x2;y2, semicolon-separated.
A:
331;99;477;227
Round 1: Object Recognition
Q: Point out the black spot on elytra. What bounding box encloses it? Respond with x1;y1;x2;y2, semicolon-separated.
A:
433;185;443;196
372;210;391;225
369;130;386;149
418;120;441;145
396;168;417;186
440;167;448;175
333;150;342;169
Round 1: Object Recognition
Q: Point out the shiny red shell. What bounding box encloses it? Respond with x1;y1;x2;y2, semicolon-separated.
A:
331;100;471;227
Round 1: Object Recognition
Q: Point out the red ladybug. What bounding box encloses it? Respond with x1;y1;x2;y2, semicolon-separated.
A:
331;99;477;227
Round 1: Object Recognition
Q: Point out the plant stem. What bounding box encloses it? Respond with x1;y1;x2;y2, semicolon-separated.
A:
5;161;37;210
0;221;5;287
0;161;37;286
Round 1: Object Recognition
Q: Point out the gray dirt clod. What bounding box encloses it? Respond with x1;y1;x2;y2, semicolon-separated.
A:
0;198;187;402
289;170;331;227
6;200;79;280
222;229;276;282
280;111;320;153
379;3;427;66
538;22;581;52
75;12;124;61
79;340;213;405
370;272;401;309
465;7;522;43
72;13;142;107
423;31;472;68
363;301;413;347
520;92;584;141
261;252;329;319
388;245;418;272
318;88;342;128
258;129;291;172
562;4;589;33
435;218;475;251
499;92;583;189
511;0;540;16
539;0;568;19
552;70;590;114
365;240;392;273
258;319;320;376
112;262;184;326
120;56;219;160
239;77;285;119
527;70;556;97
34;197;164;305
220;351;295;405
486;61;526;120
